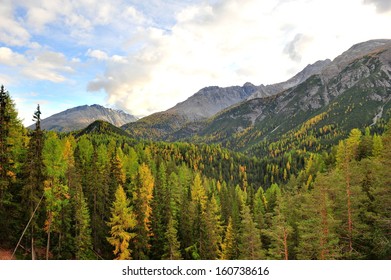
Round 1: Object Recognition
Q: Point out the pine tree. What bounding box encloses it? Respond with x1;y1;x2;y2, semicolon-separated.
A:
107;185;137;260
296;175;340;260
266;195;292;260
335;129;362;257
239;204;264;259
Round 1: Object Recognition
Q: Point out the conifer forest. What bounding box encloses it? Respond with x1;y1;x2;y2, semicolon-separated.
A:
0;85;390;260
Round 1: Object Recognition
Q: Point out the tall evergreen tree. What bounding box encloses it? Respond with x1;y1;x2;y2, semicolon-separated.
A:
21;105;45;259
239;204;264;259
0;85;26;246
162;214;182;260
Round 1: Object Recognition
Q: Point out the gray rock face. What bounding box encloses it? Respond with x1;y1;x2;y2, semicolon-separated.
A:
31;104;138;132
168;85;254;121
322;39;391;81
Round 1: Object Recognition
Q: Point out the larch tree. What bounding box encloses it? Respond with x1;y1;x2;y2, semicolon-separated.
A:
220;217;238;260
132;163;154;259
107;185;137;260
42;132;70;259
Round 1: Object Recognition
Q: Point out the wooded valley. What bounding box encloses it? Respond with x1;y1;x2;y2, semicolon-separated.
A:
1;85;390;260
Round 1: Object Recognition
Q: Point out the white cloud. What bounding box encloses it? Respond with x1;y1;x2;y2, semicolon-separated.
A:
0;47;27;66
2;0;391;119
86;49;109;61
0;0;31;46
86;0;391;117
0;47;75;83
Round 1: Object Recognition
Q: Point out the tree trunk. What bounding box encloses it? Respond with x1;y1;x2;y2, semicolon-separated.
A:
283;228;288;260
46;215;52;260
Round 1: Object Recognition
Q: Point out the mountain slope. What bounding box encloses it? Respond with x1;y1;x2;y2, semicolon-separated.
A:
32;104;138;132
76;120;132;138
186;39;391;154
122;85;255;139
122;58;332;140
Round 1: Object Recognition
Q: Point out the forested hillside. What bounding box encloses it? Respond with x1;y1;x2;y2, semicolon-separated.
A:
1;85;390;260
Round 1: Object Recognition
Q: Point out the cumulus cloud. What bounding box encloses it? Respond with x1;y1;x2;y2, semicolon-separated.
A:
0;47;74;83
86;49;109;61
0;0;31;46
2;0;391;119
84;0;391;117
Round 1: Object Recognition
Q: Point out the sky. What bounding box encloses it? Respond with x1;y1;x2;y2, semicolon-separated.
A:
1;0;391;126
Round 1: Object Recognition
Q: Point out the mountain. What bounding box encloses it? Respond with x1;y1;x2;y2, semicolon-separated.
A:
180;39;391;154
122;85;256;139
31;104;138;132
123;39;391;148
122;58;332;140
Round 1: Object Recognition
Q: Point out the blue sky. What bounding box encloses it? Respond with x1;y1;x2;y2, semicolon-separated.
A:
1;0;391;126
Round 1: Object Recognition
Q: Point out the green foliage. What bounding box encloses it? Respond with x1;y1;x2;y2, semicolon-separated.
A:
2;86;391;260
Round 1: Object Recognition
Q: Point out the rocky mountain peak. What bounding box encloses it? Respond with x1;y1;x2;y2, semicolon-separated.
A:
30;104;138;132
322;39;391;80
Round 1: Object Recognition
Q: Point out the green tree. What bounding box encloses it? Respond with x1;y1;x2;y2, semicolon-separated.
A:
296;174;340;259
21;105;45;259
239;204;264;259
0;85;26;246
42;132;70;259
163;215;182;260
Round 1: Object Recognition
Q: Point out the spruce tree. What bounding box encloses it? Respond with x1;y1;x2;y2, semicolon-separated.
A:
163;215;182;260
19;105;46;259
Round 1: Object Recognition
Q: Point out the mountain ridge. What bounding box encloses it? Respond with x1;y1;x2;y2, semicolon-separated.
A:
31;104;138;132
123;39;391;145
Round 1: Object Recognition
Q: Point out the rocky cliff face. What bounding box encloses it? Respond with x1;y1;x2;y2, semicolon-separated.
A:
32;104;138;132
